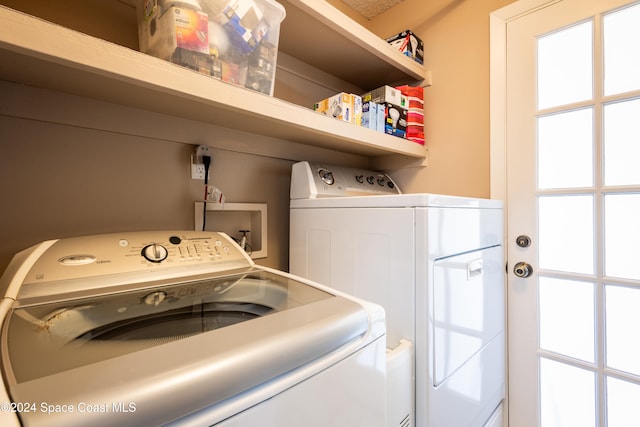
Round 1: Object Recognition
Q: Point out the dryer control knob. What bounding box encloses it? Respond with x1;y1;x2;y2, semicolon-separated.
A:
318;168;335;185
141;243;169;263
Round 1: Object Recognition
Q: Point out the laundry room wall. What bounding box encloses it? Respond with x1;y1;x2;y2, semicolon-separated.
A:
0;0;516;274
0;82;295;274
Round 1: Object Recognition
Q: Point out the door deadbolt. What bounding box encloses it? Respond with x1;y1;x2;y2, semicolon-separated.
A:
513;262;533;278
516;235;531;248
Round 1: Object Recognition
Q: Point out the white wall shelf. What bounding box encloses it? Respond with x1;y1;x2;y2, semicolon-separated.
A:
278;0;428;89
0;3;428;167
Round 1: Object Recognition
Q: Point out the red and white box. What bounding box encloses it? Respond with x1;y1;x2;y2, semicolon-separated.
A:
396;85;424;145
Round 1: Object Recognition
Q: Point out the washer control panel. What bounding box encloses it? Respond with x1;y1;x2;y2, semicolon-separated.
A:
290;161;401;199
18;231;251;289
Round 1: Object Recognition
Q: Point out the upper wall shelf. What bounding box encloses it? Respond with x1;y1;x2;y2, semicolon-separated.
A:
0;3;427;164
278;0;427;89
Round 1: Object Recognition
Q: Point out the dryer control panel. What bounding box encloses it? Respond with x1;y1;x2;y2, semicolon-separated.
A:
290;161;401;199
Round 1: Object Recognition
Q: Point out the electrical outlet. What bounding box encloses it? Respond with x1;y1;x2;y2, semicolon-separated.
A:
191;162;206;180
191;146;210;180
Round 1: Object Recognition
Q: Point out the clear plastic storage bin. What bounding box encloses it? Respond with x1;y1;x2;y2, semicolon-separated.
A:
136;0;286;96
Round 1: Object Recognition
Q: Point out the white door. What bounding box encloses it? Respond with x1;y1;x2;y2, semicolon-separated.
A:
503;0;640;425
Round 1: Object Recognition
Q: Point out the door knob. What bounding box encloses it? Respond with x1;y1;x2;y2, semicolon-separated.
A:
513;262;533;278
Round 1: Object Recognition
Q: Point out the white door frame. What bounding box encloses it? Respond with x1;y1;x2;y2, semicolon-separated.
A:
488;0;562;424
490;0;563;201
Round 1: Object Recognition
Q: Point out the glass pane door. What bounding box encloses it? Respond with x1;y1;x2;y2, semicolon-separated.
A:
503;0;640;425
535;2;640;426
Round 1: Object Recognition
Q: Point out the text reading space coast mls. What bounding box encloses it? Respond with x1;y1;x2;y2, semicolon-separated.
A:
1;401;137;415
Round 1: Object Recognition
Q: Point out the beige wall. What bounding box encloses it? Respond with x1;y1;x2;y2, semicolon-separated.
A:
0;84;294;274
0;0;516;274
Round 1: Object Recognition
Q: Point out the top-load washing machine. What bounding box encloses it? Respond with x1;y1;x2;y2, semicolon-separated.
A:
289;161;505;427
0;230;386;427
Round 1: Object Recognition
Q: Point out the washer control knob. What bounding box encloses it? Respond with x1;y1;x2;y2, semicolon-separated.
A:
143;291;167;306
141;243;168;263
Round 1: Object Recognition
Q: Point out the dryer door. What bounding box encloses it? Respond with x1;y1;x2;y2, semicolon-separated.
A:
432;245;504;386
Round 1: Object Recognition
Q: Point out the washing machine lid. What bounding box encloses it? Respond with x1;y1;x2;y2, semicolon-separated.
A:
1;267;371;426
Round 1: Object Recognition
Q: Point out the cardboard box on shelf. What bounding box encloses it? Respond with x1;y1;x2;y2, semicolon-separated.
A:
383;103;407;138
362;85;407;109
396;85;424;107
314;93;361;124
386;29;424;65
352;94;363;126
376;102;385;133
396;85;425;145
362;101;377;130
362;101;386;132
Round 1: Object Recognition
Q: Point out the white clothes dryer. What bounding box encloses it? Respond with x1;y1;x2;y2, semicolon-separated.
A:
0;231;386;427
289;161;505;427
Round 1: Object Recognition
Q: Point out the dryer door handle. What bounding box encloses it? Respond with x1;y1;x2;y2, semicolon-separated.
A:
467;259;483;279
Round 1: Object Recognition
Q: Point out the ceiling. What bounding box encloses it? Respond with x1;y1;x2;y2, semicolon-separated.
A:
340;0;404;19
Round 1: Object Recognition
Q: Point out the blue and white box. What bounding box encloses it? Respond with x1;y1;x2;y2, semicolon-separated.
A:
362;101;378;130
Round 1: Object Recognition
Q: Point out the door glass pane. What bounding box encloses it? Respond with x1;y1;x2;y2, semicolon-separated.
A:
603;3;640;96
539;277;594;362
606;284;640;376
538;108;593;189
539;195;594;274
540;358;595;427
605;194;640;279
604;99;640;186
607;376;640;427
537;20;593;110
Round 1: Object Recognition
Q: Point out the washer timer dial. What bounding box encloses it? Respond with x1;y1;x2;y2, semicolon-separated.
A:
141;243;169;263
